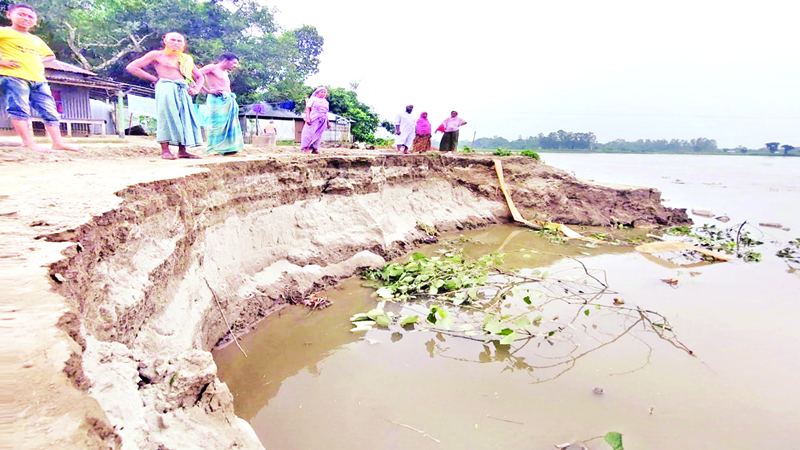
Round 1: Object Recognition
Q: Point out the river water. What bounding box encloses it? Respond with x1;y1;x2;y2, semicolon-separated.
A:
215;154;800;449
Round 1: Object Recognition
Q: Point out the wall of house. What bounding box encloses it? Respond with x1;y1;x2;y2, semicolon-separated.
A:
253;118;297;141
0;83;92;135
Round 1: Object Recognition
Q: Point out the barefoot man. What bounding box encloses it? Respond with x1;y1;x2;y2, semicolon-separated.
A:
126;32;204;159
199;52;243;155
0;4;80;152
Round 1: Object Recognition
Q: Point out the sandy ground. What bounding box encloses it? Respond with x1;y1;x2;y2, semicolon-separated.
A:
0;137;396;448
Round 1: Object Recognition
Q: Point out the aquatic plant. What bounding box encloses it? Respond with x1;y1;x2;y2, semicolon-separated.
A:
354;246;693;365
362;251;504;302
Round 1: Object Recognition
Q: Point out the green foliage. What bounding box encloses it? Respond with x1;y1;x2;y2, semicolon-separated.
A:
372;138;394;147
520;149;540;160
666;225;693;236
535;223;568;244
692;224;763;258
363;251;504;302
13;0;323;104
663;223;800;265
493;148;512;156
604;432;624;450
326;87;380;143
459;146;474;153
777;246;800;265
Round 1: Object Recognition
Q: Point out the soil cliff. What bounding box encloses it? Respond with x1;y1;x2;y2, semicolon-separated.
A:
2;149;687;449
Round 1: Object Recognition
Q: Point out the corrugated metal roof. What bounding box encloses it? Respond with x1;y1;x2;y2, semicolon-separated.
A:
239;103;302;119
44;59;96;76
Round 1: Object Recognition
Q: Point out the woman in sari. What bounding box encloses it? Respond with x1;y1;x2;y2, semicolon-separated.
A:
300;87;330;153
436;110;467;152
412;112;432;153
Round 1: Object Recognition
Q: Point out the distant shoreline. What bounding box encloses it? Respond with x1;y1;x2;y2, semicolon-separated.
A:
469;148;799;157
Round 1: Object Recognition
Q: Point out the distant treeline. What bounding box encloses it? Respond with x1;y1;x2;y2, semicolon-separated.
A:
472;131;720;152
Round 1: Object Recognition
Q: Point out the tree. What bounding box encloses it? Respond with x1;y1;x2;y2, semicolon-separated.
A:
781;144;795;155
690;137;717;152
326;87;380;143
766;142;780;153
5;0;323;103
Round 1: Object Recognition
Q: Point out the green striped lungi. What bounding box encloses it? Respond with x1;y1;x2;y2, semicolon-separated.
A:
155;79;203;147
206;92;244;155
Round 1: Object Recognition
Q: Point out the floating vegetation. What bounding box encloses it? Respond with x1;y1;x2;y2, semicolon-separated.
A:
777;238;800;267
665;222;771;262
362;251;504;303
353;248;694;383
534;223;569;244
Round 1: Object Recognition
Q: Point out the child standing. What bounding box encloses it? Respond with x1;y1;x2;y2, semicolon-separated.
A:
0;4;80;152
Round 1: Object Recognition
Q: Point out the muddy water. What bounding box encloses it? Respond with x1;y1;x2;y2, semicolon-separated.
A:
215;155;800;449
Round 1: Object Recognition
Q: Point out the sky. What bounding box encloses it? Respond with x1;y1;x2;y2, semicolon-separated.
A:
266;0;798;148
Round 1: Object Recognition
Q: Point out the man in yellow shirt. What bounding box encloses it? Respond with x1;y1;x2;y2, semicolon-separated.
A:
0;4;80;152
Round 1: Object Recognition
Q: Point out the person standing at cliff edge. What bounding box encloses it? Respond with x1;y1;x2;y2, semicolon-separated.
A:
126;32;205;159
300;87;330;154
412;111;432;153
436;111;467;152
199;52;243;156
393;104;415;154
0;4;81;153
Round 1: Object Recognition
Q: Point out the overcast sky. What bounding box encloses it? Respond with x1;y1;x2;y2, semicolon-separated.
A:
267;0;797;148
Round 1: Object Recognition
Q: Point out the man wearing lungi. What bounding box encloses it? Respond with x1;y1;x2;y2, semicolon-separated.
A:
199;52;243;155
126;32;205;159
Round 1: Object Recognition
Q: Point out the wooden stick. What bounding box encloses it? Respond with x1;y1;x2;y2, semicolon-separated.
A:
493;159;540;229
204;279;248;358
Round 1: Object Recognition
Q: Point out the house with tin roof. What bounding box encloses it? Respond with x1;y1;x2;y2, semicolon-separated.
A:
0;59;153;138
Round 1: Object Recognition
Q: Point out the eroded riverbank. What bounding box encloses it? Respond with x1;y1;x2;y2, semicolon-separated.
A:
1;146;687;449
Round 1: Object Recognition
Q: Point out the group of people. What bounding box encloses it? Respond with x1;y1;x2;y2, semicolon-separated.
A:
125;33;243;159
0;3;243;159
393;105;467;154
0;4;467;158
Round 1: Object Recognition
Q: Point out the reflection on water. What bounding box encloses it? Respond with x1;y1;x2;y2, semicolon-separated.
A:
215;155;800;449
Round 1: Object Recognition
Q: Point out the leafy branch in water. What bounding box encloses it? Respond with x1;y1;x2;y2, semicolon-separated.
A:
353;249;695;384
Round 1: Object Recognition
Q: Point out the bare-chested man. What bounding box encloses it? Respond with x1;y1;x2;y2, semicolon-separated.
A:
199;52;243;155
125;32;205;159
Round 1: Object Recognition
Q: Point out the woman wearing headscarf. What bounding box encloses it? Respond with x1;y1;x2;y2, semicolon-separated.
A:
412;112;432;153
300;87;330;153
436;111;467;152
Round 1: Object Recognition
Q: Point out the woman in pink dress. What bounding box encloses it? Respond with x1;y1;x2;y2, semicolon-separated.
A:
300;87;330;153
412;112;432;152
436;111;467;152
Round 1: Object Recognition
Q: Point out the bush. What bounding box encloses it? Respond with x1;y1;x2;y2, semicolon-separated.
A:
460;146;474;153
520;150;540;160
372;138;394;147
493;148;512;156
